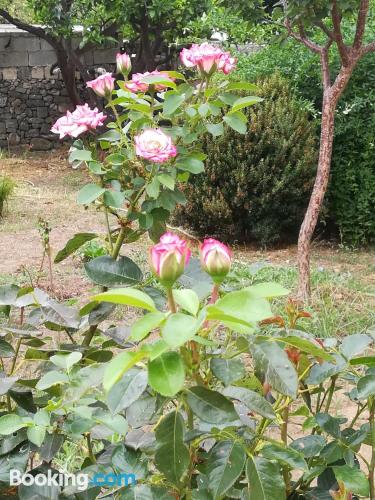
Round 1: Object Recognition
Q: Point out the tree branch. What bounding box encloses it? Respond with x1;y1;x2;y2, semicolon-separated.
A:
362;40;375;54
354;0;369;49
0;8;60;51
284;17;323;54
331;0;349;66
320;46;331;89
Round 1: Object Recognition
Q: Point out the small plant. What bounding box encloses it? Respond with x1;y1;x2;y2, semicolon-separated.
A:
36;218;53;292
78;240;107;262
0;175;15;218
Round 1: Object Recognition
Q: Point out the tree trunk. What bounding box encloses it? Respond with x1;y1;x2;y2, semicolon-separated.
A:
57;52;81;106
297;93;336;300
297;64;355;300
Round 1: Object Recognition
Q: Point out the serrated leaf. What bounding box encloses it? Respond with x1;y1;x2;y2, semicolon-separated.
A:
246;457;285;500
211;359;246;386
77;184;105;205
223;386;275;419
131;311;165;341
161;313;200;347
186;386;238;424
207;441;246;499
261;443;307;470
103;351;146;392
93;287;155;311
148;352;185;397
0;414;26;435
107;369;148;413
85;256;143;287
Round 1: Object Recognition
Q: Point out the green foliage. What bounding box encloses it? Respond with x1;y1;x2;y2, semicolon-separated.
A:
0;259;374;498
0;175;15;219
236;41;375;245
174;74;317;245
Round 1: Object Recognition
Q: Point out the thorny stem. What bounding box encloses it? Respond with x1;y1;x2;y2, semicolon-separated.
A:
324;375;337;413
82;325;97;347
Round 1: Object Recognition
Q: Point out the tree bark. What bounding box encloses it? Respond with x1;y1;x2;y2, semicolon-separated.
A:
297;65;355;300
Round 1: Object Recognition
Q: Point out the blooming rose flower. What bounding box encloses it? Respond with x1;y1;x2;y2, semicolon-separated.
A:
87;73;115;98
124;70;175;92
200;238;232;283
135;128;177;163
51;104;106;139
150;232;191;286
116;53;131;75
180;43;236;75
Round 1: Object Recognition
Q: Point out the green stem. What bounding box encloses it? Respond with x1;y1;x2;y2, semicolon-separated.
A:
112;227;127;260
369;397;375;500
166;288;177;313
82;325;97;347
281;405;291;494
86;433;96;463
10;338;22;375
324;375;337;413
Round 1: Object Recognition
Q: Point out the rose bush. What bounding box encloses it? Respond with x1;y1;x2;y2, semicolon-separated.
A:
0;44;373;499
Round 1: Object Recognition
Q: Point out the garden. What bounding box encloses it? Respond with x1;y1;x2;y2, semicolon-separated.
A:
0;1;374;499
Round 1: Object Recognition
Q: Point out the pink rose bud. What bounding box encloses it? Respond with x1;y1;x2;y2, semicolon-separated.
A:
116;53;131;76
135;128;177;163
150;232;191;287
200;238;232;283
51;104;106;138
87;73;115;98
180;43;236;75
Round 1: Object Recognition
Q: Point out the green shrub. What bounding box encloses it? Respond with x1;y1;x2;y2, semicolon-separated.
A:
174;74;317;245
0;175;16;218
235;42;375;245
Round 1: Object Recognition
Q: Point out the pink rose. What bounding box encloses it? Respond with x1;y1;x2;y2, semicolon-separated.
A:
200;238;232;283
180;43;236;75
87;73;115;98
135;128;177;163
51;104;106;139
116;53;131;76
150;232;191;286
125;70;175;92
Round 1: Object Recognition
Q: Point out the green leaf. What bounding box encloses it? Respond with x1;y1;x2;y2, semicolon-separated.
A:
103;190;125;208
244;282;289;298
198;103;210;117
103;351;146;392
176;156;205;174
54;233;97;263
27;426;46;447
185;386;238;424
206;122;224;137
112;443;148;479
77;184;105;204
246;457;285;500
207;441;246;499
250;339;298;399
155;441;190;486
155;410;184;446
36;371;69;390
146;177;160;199
0;375;18;395
148;352;185;397
50;352;82;371
107;369;148;413
96;413;128;435
211;358;246;386
172;289;200;316
93;287;156;312
158;174;175;190
163;93;185;115
261;443;307;470
357;374;375;399
99;130;121;143
106;153;126;165
290;435;326;458
161;313;200;348
223;386;275;420
131;312;165;341
350;356;375;367
0;284;19;305
340;333;372;359
39;434;64;462
224;112;247;134
275;336;333;362
226;82;259;92
231;96;263;113
141;74;176;88
305;354;347;385
85;256;143;287
0;414;27;435
332;465;370;498
154;411;189;485
0;338;15;358
69;149;92;162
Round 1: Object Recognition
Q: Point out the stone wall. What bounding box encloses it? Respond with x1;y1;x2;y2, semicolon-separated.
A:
0;24;119;150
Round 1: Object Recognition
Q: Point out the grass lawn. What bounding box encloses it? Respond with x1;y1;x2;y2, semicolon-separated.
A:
1;148;374;340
